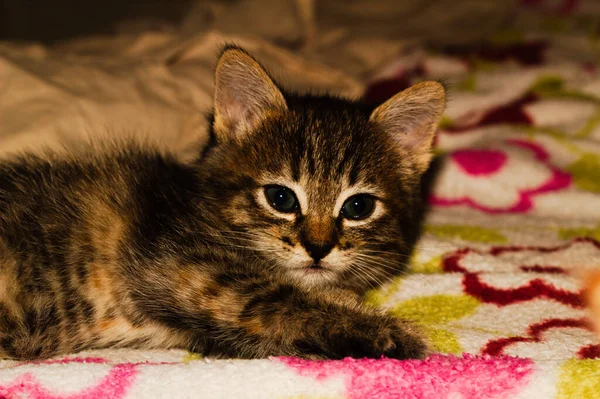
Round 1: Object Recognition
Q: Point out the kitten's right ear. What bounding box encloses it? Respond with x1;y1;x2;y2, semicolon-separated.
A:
369;81;446;174
213;46;287;143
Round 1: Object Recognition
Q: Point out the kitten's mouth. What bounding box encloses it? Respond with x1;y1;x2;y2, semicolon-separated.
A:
305;263;325;274
288;261;336;286
300;261;333;275
291;261;332;275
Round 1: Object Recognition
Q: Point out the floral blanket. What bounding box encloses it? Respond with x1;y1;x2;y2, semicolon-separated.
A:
2;1;600;398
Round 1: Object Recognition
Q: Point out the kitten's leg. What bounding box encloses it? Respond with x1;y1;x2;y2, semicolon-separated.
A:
0;310;9;359
0;300;21;360
0;265;22;359
131;269;426;359
0;257;60;360
208;284;427;359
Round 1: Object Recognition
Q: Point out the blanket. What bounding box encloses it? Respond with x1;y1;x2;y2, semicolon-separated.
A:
2;1;600;398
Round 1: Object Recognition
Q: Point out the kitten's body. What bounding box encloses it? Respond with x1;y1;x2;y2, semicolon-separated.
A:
0;47;445;360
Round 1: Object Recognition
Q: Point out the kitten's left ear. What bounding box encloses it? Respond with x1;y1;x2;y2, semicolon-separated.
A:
369;81;446;173
213;47;287;143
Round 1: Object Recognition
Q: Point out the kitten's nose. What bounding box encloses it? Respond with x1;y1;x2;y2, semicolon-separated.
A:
303;241;334;263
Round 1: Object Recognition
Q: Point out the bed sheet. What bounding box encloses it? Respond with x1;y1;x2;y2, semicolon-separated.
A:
2;1;600;398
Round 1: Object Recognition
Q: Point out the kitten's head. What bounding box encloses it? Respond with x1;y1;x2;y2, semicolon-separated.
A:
201;46;445;292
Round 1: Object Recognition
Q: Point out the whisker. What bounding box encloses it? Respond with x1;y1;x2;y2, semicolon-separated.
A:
352;255;433;286
348;262;380;290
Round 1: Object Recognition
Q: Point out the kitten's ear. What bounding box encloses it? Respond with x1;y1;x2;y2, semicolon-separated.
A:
369;81;446;173
213;47;287;143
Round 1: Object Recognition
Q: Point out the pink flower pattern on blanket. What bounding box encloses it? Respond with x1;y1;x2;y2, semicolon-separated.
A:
279;355;534;399
430;139;571;213
0;358;137;399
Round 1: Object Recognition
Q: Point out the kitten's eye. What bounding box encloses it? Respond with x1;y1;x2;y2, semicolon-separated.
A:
264;185;299;213
341;195;375;220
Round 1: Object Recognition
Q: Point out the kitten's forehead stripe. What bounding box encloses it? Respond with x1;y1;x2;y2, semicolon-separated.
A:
290;153;301;182
281;112;371;188
348;157;362;187
305;144;316;177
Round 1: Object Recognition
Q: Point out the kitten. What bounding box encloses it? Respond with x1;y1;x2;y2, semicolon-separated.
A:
0;46;445;360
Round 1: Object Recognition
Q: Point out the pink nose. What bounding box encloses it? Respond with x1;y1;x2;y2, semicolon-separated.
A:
452;149;507;176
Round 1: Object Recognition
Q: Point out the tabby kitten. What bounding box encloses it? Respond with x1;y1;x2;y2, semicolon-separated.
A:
0;46;445;360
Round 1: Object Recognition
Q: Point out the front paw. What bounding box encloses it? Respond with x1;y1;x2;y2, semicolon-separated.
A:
298;313;428;360
370;317;428;360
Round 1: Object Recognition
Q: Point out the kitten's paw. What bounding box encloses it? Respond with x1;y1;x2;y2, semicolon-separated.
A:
372;318;428;360
301;314;428;360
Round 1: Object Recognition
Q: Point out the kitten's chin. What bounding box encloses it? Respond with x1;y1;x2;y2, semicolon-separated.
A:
287;265;338;288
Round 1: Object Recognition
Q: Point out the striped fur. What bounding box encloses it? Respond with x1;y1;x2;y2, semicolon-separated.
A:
0;46;445;360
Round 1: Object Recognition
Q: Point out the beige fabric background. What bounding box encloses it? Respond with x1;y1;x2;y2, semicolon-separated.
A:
0;0;520;159
0;32;361;160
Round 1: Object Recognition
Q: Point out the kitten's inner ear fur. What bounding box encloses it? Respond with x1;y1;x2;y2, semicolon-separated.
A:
369;81;446;173
213;47;287;143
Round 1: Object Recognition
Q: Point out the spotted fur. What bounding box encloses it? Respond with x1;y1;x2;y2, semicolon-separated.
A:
0;46;445;360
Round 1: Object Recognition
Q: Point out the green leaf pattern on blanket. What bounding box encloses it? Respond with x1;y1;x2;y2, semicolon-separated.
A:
557;359;600;399
438;116;455;130
391;295;481;354
490;29;524;45
411;255;443;274
531;75;565;97
456;73;477;92
183;352;203;363
532;75;600;103
472;59;498;72
541;16;569;33
566;153;600;193
425;224;508;244
559;226;600;241
575;109;600;138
